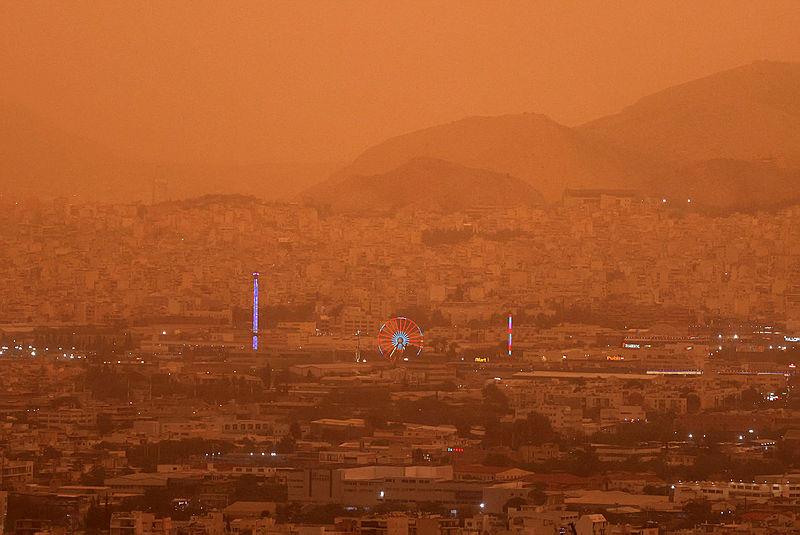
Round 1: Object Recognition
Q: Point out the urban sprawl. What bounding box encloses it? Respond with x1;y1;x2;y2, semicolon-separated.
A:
0;191;799;535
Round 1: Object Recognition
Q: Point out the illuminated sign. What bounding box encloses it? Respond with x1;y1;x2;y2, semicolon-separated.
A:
646;370;703;375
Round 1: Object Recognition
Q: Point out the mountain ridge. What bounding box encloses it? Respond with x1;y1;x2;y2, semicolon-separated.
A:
302;157;544;213
4;60;800;210
580;60;800;166
319;60;800;211
325;112;656;202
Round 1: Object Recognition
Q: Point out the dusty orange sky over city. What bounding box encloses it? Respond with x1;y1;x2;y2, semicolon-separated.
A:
2;1;800;165
5;4;800;525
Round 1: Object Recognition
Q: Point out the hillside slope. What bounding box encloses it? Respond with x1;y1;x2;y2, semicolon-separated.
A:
581;61;800;166
330;113;655;201
304;157;544;212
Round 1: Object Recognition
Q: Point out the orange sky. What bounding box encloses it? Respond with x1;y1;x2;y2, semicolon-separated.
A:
2;1;800;164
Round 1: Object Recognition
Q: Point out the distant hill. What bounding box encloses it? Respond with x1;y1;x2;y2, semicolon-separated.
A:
330;113;656;201
653;159;800;211
581;61;800;166
303;157;544;213
5;60;800;210
321;61;800;210
0;101;339;202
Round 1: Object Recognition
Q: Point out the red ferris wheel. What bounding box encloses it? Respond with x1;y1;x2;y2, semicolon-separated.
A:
377;316;424;361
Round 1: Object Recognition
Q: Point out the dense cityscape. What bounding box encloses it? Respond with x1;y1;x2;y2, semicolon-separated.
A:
0;192;799;534
3;193;800;332
4;3;800;534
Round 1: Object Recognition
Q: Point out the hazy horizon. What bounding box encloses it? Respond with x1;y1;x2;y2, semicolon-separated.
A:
3;1;800;167
3;4;800;531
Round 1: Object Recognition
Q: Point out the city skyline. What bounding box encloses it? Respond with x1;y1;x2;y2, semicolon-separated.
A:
2;3;800;534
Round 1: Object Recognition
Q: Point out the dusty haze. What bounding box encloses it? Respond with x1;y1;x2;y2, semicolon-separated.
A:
4;4;800;530
2;1;800;166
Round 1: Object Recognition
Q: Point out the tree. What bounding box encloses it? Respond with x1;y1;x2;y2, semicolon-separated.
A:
84;499;112;533
739;387;762;408
569;448;599;477
97;413;115;434
259;364;272;388
80;466;106;486
289;420;302;439
512;412;555;448
446;341;460;359
234;475;287;502
453;414;473;438
503;496;528;513
365;409;387;429
528;485;547;505
482;383;510;414
276;436;296;454
686;452;729;480
681;500;714;528
685;393;701;413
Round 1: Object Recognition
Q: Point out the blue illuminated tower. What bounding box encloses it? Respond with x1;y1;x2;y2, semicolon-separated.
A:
252;272;259;351
507;313;512;356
